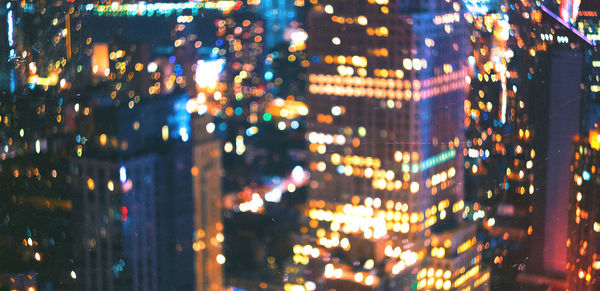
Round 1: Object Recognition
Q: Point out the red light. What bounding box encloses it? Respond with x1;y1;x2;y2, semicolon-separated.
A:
121;206;128;215
234;1;242;10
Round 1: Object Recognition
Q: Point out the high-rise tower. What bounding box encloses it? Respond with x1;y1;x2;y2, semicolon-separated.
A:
567;129;600;290
284;0;489;290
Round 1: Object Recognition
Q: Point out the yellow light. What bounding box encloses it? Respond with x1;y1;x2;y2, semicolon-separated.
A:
162;125;169;141
437;248;445;258
357;16;368;25
364;259;374;270
590;130;600;150
107;180;114;192
99;134;107;146
87;178;95;190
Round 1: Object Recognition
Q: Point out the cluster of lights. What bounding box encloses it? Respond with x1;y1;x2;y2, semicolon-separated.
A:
82;1;239;17
231;166;307;212
416;267;452;290
433;12;461;25
308;70;465;101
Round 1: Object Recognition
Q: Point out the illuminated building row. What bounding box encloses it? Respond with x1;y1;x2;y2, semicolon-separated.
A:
307;70;466;101
81;1;240;17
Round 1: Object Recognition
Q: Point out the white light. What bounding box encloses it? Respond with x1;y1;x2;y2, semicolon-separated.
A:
179;127;189;142
147;62;158;73
290;30;308;43
206;122;215;133
195;59;224;89
331;37;341;45
324;4;334;14
278;121;286;130
119;166;127;184
265;189;282;203
305;281;316;291
331;106;341;116
292;165;304;182
71;271;77;279
197;104;207;115
216;254;226;264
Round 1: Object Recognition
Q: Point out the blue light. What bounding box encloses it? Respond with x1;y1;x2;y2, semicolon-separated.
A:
119;166;127;183
167;95;192;140
291;120;299;129
583;170;591;181
264;71;273;81
7;9;14;47
337;165;345;174
234;107;243;116
216;39;224;46
169;56;176;64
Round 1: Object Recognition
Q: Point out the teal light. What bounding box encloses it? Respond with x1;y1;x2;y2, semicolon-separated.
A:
263;113;272;122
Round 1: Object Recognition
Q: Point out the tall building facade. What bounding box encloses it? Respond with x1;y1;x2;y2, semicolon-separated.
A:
71;158;127;291
192;116;225;291
463;1;537;285
0;0;87;289
527;5;594;275
567;130;600;290
284;0;489;290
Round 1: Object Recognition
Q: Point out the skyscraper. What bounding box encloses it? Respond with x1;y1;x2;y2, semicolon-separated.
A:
567;129;600;290
285;0;489;290
527;5;595;275
71;158;127;291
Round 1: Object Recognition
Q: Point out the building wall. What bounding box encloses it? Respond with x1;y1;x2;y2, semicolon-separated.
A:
567;134;600;290
192;116;224;291
73;159;124;291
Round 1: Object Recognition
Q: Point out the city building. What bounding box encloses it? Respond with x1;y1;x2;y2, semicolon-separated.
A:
463;1;537;287
0;0;87;289
567;129;600;290
527;5;595;275
283;0;489;290
71;158;127;291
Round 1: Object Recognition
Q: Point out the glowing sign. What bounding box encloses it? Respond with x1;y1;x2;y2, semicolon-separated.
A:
463;0;490;16
560;0;581;24
195;59;224;89
82;1;238;17
92;44;109;77
28;73;59;86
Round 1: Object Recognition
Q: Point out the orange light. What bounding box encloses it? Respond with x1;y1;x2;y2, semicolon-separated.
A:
590;130;600;150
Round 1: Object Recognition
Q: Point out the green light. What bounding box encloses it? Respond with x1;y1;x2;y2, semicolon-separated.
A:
419;149;456;172
358;126;366;137
263;113;272;122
